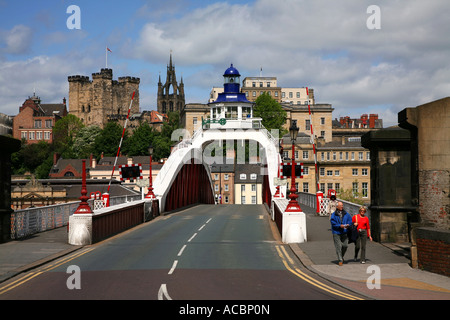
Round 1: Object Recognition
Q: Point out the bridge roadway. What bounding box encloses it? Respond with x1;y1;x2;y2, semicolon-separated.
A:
0;204;366;300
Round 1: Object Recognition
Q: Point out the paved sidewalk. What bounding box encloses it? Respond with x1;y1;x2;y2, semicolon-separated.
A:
290;204;450;300
0;227;81;283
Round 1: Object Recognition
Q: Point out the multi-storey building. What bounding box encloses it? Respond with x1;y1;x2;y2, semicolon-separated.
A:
68;68;140;129
12;94;68;144
211;164;235;204
234;164;263;205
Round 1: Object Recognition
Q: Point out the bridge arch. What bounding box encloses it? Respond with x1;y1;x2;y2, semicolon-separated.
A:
153;127;280;213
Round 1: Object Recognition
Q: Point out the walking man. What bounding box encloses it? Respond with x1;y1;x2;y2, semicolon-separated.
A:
330;201;353;266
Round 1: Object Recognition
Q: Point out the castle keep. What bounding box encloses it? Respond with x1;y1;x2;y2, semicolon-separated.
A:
68;68;140;128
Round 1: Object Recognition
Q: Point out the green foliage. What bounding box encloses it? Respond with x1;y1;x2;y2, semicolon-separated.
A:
72;125;102;158
53;114;84;158
11;140;54;177
253;93;287;136
125;122;155;156
93;122;127;159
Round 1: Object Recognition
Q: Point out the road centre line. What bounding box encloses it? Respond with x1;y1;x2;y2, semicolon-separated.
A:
198;224;206;231
275;246;363;300
177;245;187;257
168;260;178;275
188;233;197;242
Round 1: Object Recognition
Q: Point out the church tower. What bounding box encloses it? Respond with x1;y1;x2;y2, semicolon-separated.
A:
157;53;185;114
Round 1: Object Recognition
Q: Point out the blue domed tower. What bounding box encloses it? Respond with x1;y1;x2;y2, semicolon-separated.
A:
207;64;257;129
211;64;251;104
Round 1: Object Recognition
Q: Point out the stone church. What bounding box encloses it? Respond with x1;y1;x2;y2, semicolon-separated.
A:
68;68;140;128
157;54;185;114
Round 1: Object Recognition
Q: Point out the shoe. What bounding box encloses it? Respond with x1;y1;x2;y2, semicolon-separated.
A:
354;256;358;262
338;261;343;266
361;260;366;264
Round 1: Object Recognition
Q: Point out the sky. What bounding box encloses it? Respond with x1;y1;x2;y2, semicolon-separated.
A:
1;0;449;127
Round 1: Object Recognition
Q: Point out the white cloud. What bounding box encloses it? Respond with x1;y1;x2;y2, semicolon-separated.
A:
0;24;33;55
129;0;450;127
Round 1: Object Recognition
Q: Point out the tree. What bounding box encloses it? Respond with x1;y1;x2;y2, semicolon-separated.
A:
53;114;84;158
253;93;287;136
93;122;128;159
72;125;102;158
125;122;156;156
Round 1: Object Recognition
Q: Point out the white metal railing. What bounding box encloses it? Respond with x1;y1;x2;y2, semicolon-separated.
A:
10;194;141;239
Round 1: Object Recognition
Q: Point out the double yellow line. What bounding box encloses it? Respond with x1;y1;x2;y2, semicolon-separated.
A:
276;245;364;300
0;247;95;296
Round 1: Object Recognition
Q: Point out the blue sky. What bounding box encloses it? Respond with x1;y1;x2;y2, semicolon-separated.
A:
1;0;450;127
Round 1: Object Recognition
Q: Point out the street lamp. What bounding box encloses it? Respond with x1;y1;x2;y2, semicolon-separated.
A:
145;144;155;199
285;120;302;212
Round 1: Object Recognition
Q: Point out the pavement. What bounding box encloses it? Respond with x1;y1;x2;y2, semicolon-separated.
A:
1;204;449;300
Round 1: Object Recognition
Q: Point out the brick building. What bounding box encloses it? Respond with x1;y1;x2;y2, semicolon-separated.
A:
12;94;68;144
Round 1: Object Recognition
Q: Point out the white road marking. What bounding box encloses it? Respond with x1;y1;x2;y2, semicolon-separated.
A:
188;233;197;242
158;284;172;300
178;245;187;257
168;260;178;275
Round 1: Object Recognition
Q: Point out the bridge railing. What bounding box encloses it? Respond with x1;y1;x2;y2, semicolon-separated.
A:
296;192;371;220
10;194;141;240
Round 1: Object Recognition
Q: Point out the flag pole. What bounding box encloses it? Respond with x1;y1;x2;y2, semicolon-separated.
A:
106;46;108;68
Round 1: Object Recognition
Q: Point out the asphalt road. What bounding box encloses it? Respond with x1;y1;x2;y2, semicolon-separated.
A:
0;204;366;300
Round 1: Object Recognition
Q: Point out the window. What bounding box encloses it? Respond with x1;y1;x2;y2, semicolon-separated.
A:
321;152;324;161
34;120;42;128
362;168;368;176
215;184;219;192
283;151;289;160
321;131;325;137
259;82;263;87
366;152;370;160
335;170;340;176
252;91;256;97
252;82;256;87
320;117;325;125
45;119;52;128
352;169;358;176
327;152;330;161
251;196;256;204
327;183;333;191
339;152;343;160
305;120;310;131
294;151;298;160
224;184;229;191
29;131;35;140
346;152;349;160
359;152;364;160
351;152;355;160
320;168;325;176
267;82;271;87
274;91;278;97
36;131;42;140
320;183;325;192
303;151;309;159
241;185;246;192
352;182;359;196
333;152;336;161
193;117;197;125
250;173;257;180
327;170;333;176
21;131;27;139
289;92;293;98
251;184;256;191
296;92;300;98
303;182;309;193
44;131;51;140
214;174;219;180
224;174;229;180
362;182;368;198
241;196;246;204
240;174;246;180
335;183;340;192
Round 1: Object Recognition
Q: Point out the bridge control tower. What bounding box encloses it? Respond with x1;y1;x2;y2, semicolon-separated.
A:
205;64;260;130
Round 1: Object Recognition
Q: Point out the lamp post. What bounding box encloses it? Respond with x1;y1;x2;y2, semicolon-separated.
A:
285;120;302;212
145;144;155;199
74;159;93;214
